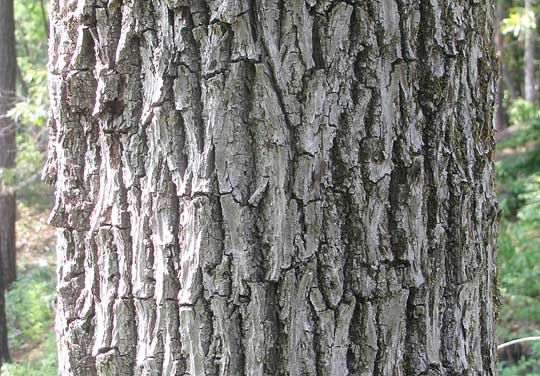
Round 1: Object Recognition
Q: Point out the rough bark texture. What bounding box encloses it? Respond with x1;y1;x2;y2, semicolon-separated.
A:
48;1;499;375
0;0;17;288
525;0;536;103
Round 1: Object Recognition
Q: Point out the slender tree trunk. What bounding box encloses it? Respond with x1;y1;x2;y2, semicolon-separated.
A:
40;0;49;39
48;1;499;375
0;256;10;366
0;0;16;365
503;63;519;100
0;0;17;288
525;0;536;103
495;0;507;130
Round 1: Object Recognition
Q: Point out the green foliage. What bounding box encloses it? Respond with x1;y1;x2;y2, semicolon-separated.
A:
0;335;56;376
15;133;45;182
497;150;540;219
3;0;49;192
499;99;540;150
0;133;45;190
0;1;56;374
8;65;48;128
518;175;540;223
497;97;540;373
498;218;540;317
502;7;537;37
1;264;56;376
5;266;55;346
500;357;540;376
509;99;538;129
499;340;540;376
496;100;540;220
13;0;48;67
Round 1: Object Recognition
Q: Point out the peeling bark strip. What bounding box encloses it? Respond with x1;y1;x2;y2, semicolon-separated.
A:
48;0;499;375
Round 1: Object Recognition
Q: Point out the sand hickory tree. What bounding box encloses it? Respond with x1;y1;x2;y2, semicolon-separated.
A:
47;0;499;375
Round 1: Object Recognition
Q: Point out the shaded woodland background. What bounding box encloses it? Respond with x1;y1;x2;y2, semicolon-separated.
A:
1;0;540;374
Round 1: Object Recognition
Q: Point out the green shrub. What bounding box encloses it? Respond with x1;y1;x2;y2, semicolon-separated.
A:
0;334;56;376
499;341;540;376
5;266;55;347
496;99;540;373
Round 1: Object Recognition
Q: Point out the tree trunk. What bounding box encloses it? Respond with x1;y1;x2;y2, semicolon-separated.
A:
0;0;16;366
47;1;499;375
0;255;10;366
525;0;536;103
0;0;17;288
495;0;507;131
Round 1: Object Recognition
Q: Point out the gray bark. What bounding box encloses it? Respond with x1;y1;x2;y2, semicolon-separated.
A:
525;0;536;102
0;0;17;288
48;1;499;375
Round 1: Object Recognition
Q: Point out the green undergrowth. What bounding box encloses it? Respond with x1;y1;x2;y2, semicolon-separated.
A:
0;335;56;376
0;173;56;375
497;99;540;375
500;340;540;376
6;266;55;347
1;265;56;376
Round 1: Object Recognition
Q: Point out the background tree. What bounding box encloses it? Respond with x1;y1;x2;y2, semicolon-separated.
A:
525;0;536;102
496;0;509;130
0;0;17;367
48;1;498;375
0;0;17;288
500;1;538;104
0;256;10;367
485;0;540;372
0;0;52;373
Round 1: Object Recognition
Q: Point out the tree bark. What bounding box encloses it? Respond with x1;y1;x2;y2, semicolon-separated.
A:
0;0;17;288
47;1;499;375
525;0;536;103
